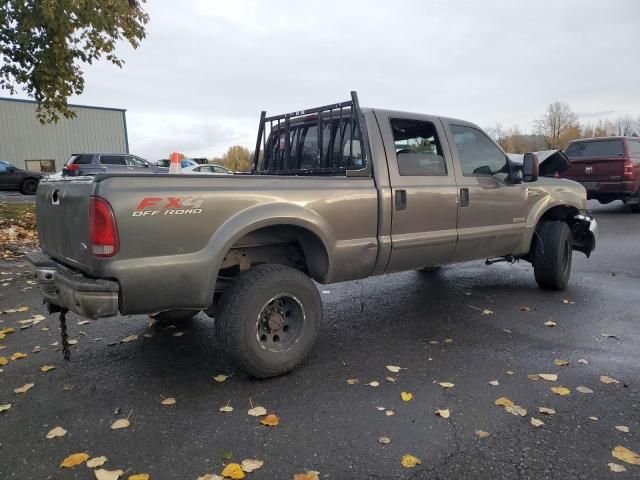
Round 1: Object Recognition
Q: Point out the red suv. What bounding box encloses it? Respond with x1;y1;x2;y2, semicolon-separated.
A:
561;137;640;212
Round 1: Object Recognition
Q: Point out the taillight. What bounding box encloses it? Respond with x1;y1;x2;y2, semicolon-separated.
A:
89;197;119;257
66;164;80;171
623;161;634;179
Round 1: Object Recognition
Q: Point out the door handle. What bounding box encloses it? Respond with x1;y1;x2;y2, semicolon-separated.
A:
460;188;469;207
395;190;407;210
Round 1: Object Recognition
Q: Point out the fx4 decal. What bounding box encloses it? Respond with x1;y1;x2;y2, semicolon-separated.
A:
132;196;204;216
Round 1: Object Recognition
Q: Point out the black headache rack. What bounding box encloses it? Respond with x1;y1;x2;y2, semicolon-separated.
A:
252;91;370;177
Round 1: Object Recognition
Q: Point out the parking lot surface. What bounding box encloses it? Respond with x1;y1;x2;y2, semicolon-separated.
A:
0;200;638;479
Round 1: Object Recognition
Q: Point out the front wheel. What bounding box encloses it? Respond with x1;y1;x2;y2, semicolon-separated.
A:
20;178;39;195
532;221;572;290
216;264;322;378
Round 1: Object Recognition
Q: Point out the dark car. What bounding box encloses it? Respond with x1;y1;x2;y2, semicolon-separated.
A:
62;153;168;176
0;160;42;195
560;137;640;212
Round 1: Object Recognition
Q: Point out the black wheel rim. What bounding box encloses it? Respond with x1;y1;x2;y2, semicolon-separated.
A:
256;294;305;354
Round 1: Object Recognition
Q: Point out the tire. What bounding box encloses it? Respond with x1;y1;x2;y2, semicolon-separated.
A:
216;264;322;378
20;178;39;195
532;221;572;290
150;309;199;323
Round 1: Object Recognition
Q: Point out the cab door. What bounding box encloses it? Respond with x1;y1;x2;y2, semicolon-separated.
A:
376;112;459;273
441;120;528;261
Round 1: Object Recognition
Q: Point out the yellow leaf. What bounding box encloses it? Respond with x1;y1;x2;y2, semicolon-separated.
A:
219;405;233;413
46;426;67;439
10;352;27;360
576;386;593;394
530;417;544;427
400;454;421;468
494;397;514;408
197;475;223;480
386;365;401;373
0;403;11;413
95;469;124;480
247;406;267;417
378;436;391;444
110;418;130;430
161;397;176;406
260;414;279;426
213;374;228;382
221;463;245;479
385;410;395;416
366;381;380;387
401;391;413;401
607;462;627;473
554;359;569;366
437;382;455;388
346;378;359;385
293;473;320;480
544;320;557;327
615;426;630;433
14;383;34;394
506;370;514;375
87;456;108;468
172;331;185;337
0;356;8;366
435;409;450;418
538;407;556;415
538;374;558;382
40;365;56;372
60;452;89;468
386;376;396;383
0;327;15;335
600;375;620;384
488;380;499;386
505;405;527;416
527;374;541;381
611;446;640;465
551;386;570;396
120;335;137;343
128;474;150;480
240;459;264;472
475;430;490;438
482;309;493;315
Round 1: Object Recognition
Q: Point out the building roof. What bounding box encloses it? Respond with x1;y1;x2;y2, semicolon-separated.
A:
0;96;126;112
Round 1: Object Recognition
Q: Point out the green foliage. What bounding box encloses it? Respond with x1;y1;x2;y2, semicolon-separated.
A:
0;0;148;123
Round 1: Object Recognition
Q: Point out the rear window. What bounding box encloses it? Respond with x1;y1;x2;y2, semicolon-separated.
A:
565;140;624;159
100;155;126;165
67;154;91;165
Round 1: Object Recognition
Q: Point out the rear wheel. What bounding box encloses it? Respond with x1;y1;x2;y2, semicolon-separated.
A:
216;264;322;378
532;221;572;290
20;178;38;195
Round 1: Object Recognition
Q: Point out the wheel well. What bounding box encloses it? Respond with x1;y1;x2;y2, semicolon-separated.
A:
538;205;579;222
529;205;594;259
217;225;329;287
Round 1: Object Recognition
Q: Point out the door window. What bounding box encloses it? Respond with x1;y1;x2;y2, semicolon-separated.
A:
627;140;640;157
391;118;446;176
125;156;148;167
451;124;508;176
100;155;126;165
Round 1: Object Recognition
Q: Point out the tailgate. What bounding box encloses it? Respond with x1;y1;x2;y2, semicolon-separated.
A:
36;178;95;271
562;158;625;182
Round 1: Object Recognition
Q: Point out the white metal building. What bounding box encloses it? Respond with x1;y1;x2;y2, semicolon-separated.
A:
0;97;128;173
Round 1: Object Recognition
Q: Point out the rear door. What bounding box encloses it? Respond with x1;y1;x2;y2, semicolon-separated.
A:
442;120;528;261
563;139;626;185
377;112;459;272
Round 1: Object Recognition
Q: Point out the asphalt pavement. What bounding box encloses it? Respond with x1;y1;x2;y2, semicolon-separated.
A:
0;200;638;479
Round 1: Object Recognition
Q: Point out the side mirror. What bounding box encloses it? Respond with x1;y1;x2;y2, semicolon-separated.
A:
523;153;539;182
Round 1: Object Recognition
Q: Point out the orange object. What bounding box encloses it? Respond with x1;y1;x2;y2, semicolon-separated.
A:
169;152;181;174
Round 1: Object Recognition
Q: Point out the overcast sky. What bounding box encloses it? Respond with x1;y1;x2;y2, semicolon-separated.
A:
60;0;640;159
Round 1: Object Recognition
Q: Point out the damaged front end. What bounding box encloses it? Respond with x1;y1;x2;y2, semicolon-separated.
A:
570;214;598;257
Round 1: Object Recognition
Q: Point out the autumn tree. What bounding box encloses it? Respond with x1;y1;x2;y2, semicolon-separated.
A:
534;102;579;149
221;146;252;172
613;115;634;136
0;0;148;122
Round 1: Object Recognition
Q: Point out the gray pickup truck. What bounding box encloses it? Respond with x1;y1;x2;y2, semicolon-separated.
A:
29;92;597;378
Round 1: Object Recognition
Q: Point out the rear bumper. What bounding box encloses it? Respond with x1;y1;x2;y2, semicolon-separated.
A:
26;251;119;319
580;180;637;197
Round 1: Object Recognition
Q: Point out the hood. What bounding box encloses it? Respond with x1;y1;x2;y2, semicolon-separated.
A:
507;150;570;176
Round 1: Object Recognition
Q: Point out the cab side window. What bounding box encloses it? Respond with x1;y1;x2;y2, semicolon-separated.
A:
100;155;126;166
391;118;447;176
451;124;507;176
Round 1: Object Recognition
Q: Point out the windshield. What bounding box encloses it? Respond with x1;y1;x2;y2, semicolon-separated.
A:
565;139;624;159
181;159;197;168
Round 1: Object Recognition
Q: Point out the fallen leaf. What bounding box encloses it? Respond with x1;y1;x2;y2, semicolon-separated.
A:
611;446;640;465
161;397;176;406
444;338;453;343
110;418;130;430
260;414;279;426
600;375;620;384
488;380;499;386
0;356;8;366
551;386;570;396
519;306;530;311
14;383;34;394
247;406;267;417
129;474;150;480
0;327;15;335
437;381;455;388
120;335;137;343
386;365;401;373
197;475;223;480
475;430;490;438
601;333;618;339
435;409;450;418
527;374;541;381
375;406;385;411
32;346;41;353
539;407;556;415
539;374;558;382
46;426;67;438
221;463;245;479
0;403;11;413
553;359;569;366
4;306;28;313
385;410;395;416
293;473;320;480
10;352;27;360
87;456;108;468
385;377;396;383
530;417;544;427
576;386;593;394
401;391;413;402
67;339;78;345
505;405;527;416
495;397;514;408
240;459;264;473
213;374;229;383
589;416;598;421
95;469;124;480
172;331;185;337
544;320;557;327
219;403;233;413
482;309;493;315
615;426;630;433
346;378;359;385
401;454;421;468
562;299;574;304
506;370;514;375
77;320;91;325
578;358;589;364
607;462;627;473
429;340;439;345
60;452;89;468
40;365;55;372
366;381;380;387
378;436;391;444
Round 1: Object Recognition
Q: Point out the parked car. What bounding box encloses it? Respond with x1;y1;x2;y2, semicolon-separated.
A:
560;137;640;212
0;160;43;195
62;153;168;176
156;158;199;169
182;164;232;174
29;92;597;378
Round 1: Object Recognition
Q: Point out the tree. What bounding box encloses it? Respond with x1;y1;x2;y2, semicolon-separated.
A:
220;146;252;172
0;0;148;123
613;115;634;136
534;102;579;149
